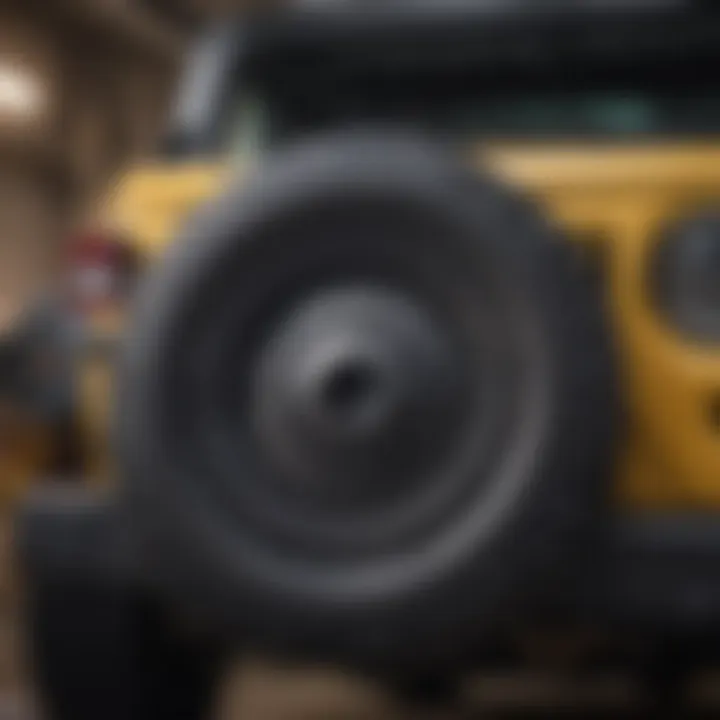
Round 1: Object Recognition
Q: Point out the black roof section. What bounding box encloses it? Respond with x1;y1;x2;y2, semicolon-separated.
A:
165;1;720;155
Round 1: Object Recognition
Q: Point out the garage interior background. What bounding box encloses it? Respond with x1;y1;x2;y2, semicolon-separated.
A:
0;2;265;717
0;0;198;333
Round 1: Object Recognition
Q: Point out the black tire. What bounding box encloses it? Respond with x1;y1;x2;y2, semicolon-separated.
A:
118;131;616;673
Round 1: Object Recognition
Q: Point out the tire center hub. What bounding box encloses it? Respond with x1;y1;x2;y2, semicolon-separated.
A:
252;286;466;507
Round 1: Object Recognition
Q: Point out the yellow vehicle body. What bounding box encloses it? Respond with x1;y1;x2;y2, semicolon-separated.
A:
106;142;720;511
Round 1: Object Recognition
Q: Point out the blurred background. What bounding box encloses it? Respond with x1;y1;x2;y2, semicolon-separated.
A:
0;0;214;329
0;2;239;717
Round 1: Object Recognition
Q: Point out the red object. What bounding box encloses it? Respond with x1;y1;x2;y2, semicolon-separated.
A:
67;230;140;315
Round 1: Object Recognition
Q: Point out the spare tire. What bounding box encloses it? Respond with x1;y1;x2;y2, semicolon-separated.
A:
118;131;616;672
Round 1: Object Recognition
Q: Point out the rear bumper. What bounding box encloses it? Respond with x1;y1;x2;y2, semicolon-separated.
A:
575;515;720;631
18;490;720;633
17;490;720;653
